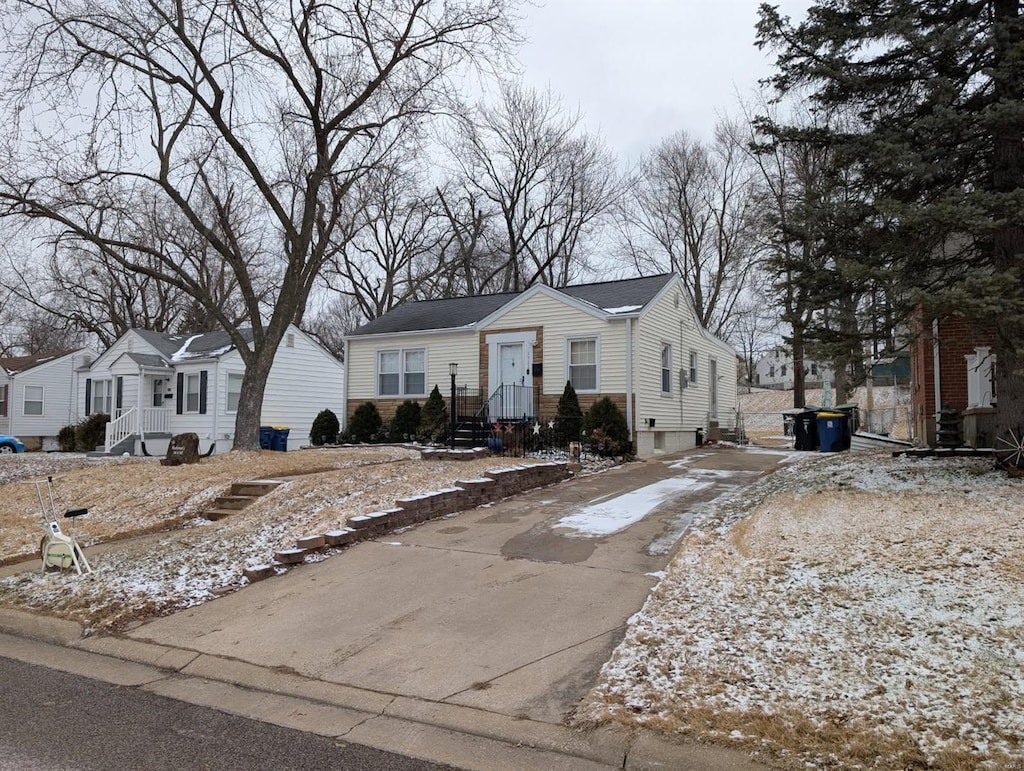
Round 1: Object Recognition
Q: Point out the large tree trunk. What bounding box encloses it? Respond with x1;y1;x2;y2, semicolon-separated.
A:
992;0;1024;448
792;327;807;408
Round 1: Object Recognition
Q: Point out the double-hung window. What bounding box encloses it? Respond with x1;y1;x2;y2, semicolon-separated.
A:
689;351;699;385
568;338;598;392
0;384;6;417
185;374;202;413
378;349;426;397
91;380;112;415
24;385;44;416
661;344;672;393
226;373;243;413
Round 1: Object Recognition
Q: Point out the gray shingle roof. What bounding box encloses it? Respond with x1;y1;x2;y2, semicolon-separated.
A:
132;328;255;361
349;274;675;336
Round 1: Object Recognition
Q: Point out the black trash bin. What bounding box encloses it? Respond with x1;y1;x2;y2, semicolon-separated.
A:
792;409;820;451
271;427;290;452
835;404;859;450
259;426;274;450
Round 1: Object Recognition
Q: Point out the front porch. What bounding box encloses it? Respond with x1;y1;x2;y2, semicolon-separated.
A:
102;406;173;454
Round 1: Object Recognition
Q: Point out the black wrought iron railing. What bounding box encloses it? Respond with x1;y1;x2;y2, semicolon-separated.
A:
480;384;538;424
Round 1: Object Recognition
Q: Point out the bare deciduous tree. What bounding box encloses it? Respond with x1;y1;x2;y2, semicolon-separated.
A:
448;81;620;292
0;0;518;449
620;121;761;338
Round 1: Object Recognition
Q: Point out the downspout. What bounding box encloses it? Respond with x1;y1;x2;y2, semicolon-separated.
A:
932;318;942;443
625;318;634;440
137;362;147;455
211;357;220;453
343;338;350;432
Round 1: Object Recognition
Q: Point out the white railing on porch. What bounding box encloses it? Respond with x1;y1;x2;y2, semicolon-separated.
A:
104;407;171;452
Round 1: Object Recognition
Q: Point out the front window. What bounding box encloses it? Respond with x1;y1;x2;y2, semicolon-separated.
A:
24;385;44;416
689;351;698;384
769;364;775;378
185;373;201;413
378;348;426;397
0;384;6;417
810;363;818;376
568;338;598;392
92;380;112;415
781;364;787;377
227;373;243;412
661;344;672;393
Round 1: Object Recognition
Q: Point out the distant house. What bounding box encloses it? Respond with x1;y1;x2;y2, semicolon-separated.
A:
344;273;738;457
753;347;835;390
0;349;95;450
910;312;996;447
80;326;344;455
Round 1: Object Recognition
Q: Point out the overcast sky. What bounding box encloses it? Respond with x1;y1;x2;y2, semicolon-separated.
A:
516;1;812;161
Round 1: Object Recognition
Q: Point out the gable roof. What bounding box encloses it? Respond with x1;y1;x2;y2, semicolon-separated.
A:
0;350;79;376
349;274;676;337
130;328;256;363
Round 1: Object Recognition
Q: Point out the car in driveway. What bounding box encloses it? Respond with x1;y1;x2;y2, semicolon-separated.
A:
0;435;25;453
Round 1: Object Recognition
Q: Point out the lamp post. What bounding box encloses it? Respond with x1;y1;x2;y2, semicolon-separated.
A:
449;362;458;449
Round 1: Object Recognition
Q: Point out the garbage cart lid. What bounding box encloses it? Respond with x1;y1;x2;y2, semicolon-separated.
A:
817;411;845;418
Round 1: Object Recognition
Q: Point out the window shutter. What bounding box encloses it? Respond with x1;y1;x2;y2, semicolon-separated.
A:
176;373;184;415
115;377;123;410
85;379;92;416
199;370;208;414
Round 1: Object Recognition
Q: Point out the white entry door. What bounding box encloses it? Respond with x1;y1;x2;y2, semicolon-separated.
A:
488;339;533;419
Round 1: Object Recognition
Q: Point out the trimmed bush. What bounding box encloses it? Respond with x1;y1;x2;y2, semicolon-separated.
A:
348;402;383;443
75;413;110;452
583;397;630;456
418;385;448;443
57;424;77;453
390;400;422;441
555;381;584;447
310;409;340;446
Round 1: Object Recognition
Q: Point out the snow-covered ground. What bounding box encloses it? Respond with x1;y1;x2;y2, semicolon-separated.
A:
578;451;1024;770
0;447;557;633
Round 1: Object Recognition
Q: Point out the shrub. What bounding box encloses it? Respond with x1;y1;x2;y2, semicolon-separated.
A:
555;381;584;447
57;424;77;453
390;400;422;441
74;413;110;452
583;397;630;456
309;409;340;446
348;402;383;443
418;385;448;443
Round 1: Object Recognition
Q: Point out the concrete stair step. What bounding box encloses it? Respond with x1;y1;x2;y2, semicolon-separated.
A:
230;480;284;497
214;495;258;510
204;508;240;521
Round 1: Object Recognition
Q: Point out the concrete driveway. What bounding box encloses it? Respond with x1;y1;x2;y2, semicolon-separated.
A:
127;447;787;727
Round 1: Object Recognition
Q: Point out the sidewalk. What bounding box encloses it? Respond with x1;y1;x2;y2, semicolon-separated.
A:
0;447;786;770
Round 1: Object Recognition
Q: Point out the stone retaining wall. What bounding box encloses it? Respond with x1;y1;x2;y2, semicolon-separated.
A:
243;462;569;584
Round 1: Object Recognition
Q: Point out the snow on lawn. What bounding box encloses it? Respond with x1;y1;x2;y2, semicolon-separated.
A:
578;451;1024;770
0;447;550;634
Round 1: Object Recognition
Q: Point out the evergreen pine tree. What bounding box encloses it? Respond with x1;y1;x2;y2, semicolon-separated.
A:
418;385;448;443
554;381;584;447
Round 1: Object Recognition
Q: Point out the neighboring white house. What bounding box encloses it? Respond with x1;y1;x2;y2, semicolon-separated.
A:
753;347;835;390
79;326;344;455
344;273;739;457
0;349;96;451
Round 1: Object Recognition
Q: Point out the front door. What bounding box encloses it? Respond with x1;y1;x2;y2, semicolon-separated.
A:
498;342;528;418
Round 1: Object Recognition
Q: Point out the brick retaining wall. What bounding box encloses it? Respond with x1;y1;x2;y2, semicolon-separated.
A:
245;462;569;584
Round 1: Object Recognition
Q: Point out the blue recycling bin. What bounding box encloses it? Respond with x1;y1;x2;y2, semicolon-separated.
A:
271;427;290;452
259;426;274;450
816;412;846;452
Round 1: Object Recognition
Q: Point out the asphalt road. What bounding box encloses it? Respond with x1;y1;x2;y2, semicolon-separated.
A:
0;656;456;771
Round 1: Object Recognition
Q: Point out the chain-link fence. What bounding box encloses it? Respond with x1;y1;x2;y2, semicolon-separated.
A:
739;407;914;445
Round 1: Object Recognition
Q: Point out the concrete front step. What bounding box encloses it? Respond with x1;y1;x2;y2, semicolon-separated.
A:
202;479;284;521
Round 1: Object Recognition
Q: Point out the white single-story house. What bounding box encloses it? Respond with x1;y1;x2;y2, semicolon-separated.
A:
344;273;738;456
753;346;836;390
0;349;96;451
80;326;345;455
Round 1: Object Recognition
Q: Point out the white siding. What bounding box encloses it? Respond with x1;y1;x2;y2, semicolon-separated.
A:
482;293;628;395
256;327;345;448
633;281;740;455
6;351;93;443
347;331;479;404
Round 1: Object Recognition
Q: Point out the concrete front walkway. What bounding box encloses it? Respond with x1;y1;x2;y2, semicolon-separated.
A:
2;447;789;769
